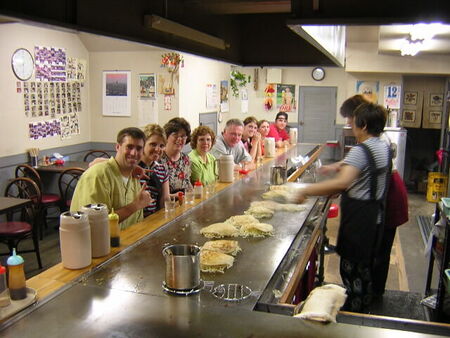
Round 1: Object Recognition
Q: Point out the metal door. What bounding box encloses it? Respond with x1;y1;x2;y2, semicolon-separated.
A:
199;112;218;135
298;87;337;144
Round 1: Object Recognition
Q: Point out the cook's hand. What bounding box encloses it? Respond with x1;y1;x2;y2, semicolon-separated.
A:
132;166;151;180
293;189;307;204
134;183;153;209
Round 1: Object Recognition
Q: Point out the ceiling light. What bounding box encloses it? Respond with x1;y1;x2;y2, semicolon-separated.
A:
409;22;444;41
400;39;422;56
144;15;227;50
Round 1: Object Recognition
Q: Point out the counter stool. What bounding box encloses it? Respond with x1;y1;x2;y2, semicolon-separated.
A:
324;203;339;254
15;164;61;240
0;177;43;269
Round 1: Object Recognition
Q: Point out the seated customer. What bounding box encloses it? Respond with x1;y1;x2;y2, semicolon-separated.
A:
242;116;262;162
160;117;192;195
211;118;255;171
189;125;217;186
71;127;152;230
257;119;270;156
140;124;170;216
267;112;290;148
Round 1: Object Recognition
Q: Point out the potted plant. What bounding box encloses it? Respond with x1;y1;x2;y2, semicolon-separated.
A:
230;70;251;98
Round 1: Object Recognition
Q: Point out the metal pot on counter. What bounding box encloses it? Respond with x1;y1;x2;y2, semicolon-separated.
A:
162;244;201;290
270;165;287;185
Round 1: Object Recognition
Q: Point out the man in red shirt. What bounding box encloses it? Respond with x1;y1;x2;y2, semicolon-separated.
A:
267;112;290;148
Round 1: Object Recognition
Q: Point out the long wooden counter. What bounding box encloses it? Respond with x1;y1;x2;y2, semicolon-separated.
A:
26;144;301;301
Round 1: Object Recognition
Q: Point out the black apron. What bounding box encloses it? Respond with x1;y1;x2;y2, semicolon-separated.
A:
336;143;391;264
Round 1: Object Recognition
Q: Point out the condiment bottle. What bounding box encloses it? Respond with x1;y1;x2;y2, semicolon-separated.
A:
82;203;111;258
177;191;184;206
7;249;27;300
109;208;120;247
194;180;203;199
0;263;10;307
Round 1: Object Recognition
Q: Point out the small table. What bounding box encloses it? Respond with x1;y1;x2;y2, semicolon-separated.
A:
36;161;89;173
0;197;32;215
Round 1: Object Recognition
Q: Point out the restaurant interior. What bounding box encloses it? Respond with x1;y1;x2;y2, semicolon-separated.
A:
0;1;450;337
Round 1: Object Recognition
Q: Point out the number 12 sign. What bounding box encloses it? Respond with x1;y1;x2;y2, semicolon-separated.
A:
384;85;401;109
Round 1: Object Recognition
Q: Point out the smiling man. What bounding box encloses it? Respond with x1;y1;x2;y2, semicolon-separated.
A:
267;112;290;148
211;118;254;171
71;127;151;230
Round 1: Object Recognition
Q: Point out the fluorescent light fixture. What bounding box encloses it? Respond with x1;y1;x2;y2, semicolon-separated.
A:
144;15;227;50
287;24;346;67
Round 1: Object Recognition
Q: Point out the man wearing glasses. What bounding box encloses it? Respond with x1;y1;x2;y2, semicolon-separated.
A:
211;118;255;171
267;112;290;148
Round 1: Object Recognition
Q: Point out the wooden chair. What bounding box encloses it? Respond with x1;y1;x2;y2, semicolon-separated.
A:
58;168;85;211
15;164;61;239
0;177;43;269
83;150;110;162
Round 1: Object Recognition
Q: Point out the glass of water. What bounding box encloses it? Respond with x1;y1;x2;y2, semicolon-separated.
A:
185;188;195;204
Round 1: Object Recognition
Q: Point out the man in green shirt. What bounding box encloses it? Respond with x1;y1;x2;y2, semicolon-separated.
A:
71;127;151;229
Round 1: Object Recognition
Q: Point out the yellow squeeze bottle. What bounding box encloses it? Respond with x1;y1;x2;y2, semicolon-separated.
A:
109;208;120;247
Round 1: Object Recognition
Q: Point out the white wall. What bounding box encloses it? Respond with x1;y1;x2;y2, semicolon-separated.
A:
346;42;450;75
179;53;231;130
228;66;349;125
0;23;90;157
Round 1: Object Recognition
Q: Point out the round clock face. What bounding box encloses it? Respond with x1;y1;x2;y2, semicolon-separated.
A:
11;48;34;81
312;67;325;81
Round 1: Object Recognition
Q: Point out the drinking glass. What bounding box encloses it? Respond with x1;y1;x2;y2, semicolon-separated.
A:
205;182;216;196
164;197;176;212
185;188;195;204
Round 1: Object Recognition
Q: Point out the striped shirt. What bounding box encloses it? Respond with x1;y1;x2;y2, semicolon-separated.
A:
343;137;389;201
139;161;168;215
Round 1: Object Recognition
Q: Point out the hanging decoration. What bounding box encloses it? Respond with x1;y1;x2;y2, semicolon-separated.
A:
160;52;184;95
264;84;275;111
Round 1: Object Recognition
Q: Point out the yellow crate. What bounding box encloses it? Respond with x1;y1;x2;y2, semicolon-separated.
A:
427;172;448;203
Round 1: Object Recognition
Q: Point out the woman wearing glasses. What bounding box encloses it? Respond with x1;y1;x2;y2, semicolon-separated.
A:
161;117;193;195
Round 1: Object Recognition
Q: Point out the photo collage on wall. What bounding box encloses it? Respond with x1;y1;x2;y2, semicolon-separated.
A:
25;45;85;140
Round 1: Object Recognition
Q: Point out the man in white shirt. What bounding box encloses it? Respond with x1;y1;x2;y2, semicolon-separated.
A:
211;118;255;171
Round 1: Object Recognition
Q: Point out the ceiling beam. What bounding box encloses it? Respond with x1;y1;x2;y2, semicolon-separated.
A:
204;1;291;14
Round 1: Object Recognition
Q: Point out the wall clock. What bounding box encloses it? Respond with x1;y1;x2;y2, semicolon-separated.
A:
11;48;34;81
311;67;325;81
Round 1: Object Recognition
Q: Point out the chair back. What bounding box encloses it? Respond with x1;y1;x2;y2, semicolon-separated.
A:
4;177;42;223
83;150;109;162
58;168;84;209
15;164;43;191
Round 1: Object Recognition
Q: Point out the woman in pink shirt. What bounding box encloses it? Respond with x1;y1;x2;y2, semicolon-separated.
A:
267;112;290;148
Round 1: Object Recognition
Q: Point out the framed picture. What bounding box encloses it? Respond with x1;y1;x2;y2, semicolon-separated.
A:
429;111;442;124
139;73;156;99
430;93;443;106
403;91;417;105
403;109;416;122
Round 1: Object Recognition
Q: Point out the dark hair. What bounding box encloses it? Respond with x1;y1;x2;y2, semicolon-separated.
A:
190;125;216;149
117;127;146;144
243;116;258;126
163;117;191;143
257;119;269;128
275;112;288;121
225;118;243;129
340;94;368;118
353;102;387;136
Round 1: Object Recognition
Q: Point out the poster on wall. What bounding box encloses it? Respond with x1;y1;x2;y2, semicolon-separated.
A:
276;84;295;112
220;80;229;113
356;80;379;103
34;46;67;82
206;84;218;110
138;100;158;127
102;71;131;116
383;84;401;109
67;57;77;81
139;73;156;99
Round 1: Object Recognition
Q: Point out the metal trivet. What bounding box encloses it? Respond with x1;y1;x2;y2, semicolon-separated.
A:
162;280;204;296
212;283;252;301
